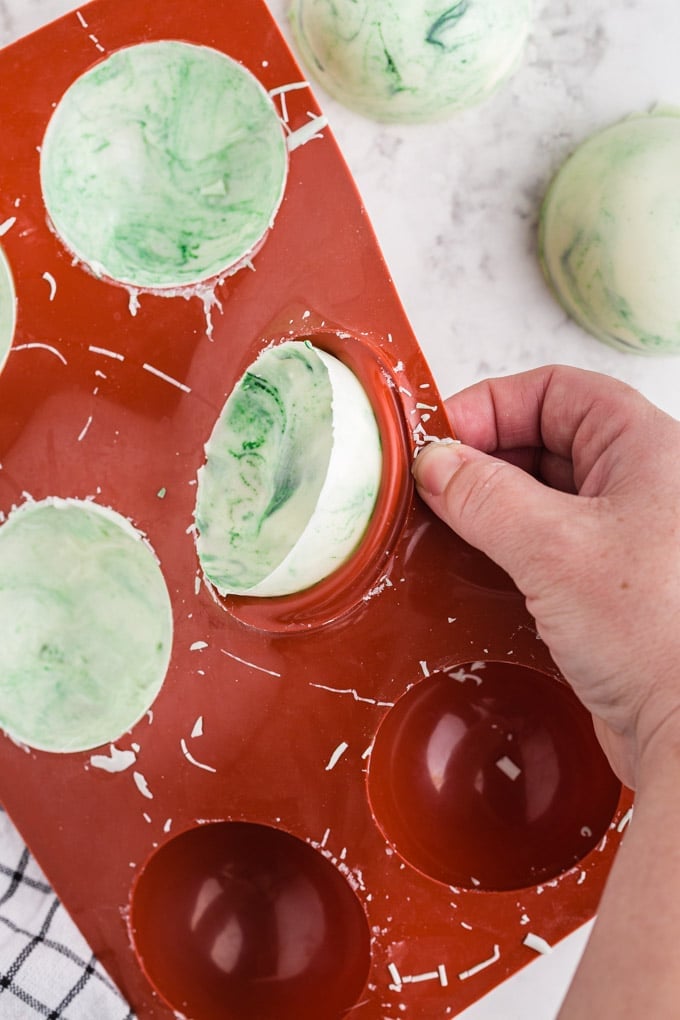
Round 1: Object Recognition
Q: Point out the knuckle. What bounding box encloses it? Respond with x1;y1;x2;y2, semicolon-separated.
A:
452;458;513;531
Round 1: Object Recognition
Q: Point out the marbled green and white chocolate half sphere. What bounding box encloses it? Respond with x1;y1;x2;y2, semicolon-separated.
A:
289;0;533;122
540;111;680;354
40;41;287;290
195;341;382;597
0;499;173;753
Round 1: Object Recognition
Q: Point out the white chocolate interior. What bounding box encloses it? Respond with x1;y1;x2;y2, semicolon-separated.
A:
195;341;383;598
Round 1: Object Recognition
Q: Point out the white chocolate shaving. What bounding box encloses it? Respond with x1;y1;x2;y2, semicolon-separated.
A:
90;744;137;774
133;771;153;800
496;755;522;781
325;741;349;771
458;945;500;981
180;738;216;774
42;272;57;300
12;343;66;366
142;362;191;393
523;933;553;955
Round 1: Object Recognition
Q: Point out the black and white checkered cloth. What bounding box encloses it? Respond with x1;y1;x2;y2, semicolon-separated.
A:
0;808;135;1020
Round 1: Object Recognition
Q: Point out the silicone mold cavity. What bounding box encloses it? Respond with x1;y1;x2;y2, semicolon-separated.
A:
367;661;621;891
130;821;371;1020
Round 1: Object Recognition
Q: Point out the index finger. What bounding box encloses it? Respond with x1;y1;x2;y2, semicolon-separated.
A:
445;365;638;462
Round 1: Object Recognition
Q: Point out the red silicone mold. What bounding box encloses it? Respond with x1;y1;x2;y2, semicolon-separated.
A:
0;2;632;1018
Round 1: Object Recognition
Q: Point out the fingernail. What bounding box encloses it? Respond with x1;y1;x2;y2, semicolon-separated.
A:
413;442;465;496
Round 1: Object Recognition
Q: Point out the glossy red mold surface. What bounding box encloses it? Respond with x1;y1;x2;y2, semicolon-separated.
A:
0;2;632;1018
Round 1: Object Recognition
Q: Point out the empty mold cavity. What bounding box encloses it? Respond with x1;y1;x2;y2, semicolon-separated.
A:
0;498;172;753
0;244;16;376
367;661;621;891
40;41;288;290
130;821;371;1020
195;339;383;600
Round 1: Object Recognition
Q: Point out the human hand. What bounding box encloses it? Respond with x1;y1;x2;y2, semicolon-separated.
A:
412;365;680;789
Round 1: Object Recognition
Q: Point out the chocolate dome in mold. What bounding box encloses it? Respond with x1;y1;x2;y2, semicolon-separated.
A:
194;339;382;599
0;498;172;753
40;40;288;292
195;328;417;633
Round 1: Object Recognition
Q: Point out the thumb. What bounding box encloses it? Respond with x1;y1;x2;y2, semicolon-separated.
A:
412;441;575;590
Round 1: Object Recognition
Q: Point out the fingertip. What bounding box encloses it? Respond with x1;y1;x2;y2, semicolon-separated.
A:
412;441;466;497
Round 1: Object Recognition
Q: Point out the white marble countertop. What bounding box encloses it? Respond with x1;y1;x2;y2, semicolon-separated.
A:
1;1;678;1018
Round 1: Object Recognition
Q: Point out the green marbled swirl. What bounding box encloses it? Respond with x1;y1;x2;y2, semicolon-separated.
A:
0;499;173;753
0;245;15;375
289;0;533;123
40;41;288;289
539;111;680;355
195;340;382;597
